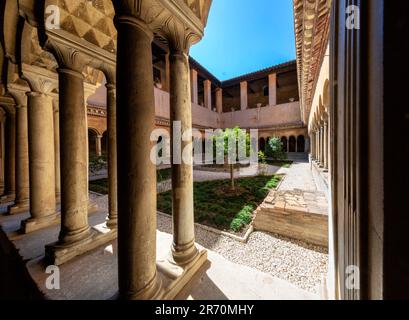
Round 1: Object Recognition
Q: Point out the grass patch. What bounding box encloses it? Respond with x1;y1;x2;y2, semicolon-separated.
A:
89;168;172;194
157;175;281;233
90;171;282;233
266;160;293;168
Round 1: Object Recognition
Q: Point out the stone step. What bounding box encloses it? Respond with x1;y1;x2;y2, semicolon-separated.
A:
254;207;328;247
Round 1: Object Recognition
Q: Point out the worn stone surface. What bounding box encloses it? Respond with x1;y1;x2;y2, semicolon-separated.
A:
254;161;328;247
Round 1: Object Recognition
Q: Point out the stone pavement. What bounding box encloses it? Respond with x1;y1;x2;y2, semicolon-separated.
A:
254;161;329;247
275;161;318;192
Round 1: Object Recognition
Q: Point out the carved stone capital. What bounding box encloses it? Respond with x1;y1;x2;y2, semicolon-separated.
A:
7;84;29;107
155;16;201;53
44;37;93;74
21;63;58;95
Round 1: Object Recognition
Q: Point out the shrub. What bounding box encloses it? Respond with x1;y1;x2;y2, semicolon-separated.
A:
214;215;228;226
230;218;245;232
265;137;287;160
89;154;107;174
230;205;254;232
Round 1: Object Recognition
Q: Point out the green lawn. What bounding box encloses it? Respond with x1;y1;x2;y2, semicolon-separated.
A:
157;175;281;233
266;160;293;168
89;168;172;194
90;170;282;234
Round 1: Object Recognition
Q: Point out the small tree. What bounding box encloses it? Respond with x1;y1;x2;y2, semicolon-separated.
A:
265;136;287;160
213;127;251;190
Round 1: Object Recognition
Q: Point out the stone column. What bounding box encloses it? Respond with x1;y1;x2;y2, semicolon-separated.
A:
55;67;91;245
115;15;160;300
204;80;212;110
8;91;30;214
169;48;199;265
319;125;324;167
323;121;328;170
22;90;58;233
268;73;277;106
95;135;102;157
216;88;223;114
0;111;5;195
190;69;198;105
240;81;248;110
1;110;15;201
53;99;61;201
106;80;117;228
165;53;170;92
315;127;321;164
310;133;315;160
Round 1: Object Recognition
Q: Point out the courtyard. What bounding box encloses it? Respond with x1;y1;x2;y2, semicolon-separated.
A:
0;0;403;303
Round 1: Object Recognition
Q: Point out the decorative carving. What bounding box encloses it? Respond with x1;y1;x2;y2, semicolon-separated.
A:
44;37;93;73
21;63;58;94
45;0;117;53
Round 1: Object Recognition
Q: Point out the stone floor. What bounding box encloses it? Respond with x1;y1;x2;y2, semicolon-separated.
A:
263;189;328;216
0;161;328;299
253;160;329;247
0;203;318;300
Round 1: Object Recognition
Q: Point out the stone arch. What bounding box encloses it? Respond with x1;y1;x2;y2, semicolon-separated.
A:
88;127;101;156
289;136;296;153
297;135;305;153
322;79;330;111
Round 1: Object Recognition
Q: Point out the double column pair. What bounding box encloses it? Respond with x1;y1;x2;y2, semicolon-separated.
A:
42;53;118;257
115;16;199;299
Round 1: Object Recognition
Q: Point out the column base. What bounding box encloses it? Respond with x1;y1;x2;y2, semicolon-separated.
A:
106;217;117;229
21;213;60;234
8;200;30;215
170;241;199;266
45;223;117;266
0;193;15;204
157;247;208;300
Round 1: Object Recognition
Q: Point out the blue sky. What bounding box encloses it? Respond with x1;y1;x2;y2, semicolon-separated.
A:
190;0;296;81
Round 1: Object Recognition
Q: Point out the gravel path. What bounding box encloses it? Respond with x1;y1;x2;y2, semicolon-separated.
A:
89;194;328;294
157;212;327;294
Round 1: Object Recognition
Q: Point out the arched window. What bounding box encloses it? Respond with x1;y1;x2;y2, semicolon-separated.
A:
297;135;305;153
289;136;296;152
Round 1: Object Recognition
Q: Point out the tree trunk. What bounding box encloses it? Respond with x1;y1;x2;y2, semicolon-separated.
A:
230;164;235;190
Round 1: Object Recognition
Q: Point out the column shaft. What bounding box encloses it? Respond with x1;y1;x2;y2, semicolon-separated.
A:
268;73;277;106
240;81;248;110
106;83;117;228
8;105;29;213
53;101;61;200
204;80;212;109
324;122;328;169
57;68;90;244
169;50;198;265
24;93;56;226
116;16;160;300
216;88;223;113
3;112;15;198
190;69;198;104
95;135;102;156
